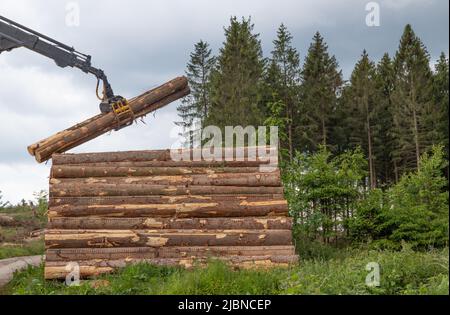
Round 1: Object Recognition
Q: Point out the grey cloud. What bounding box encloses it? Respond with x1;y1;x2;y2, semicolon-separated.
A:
0;0;448;202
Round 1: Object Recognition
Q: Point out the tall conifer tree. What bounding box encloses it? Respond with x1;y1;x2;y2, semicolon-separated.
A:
207;17;265;129
300;32;343;151
176;40;215;132
266;24;301;160
343;50;378;188
391;24;434;173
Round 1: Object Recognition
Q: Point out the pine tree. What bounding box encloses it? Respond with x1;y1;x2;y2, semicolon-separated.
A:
343;50;378;188
299;32;343;152
266;24;301;160
207;17;265;129
176;40;215;134
391;24;434;173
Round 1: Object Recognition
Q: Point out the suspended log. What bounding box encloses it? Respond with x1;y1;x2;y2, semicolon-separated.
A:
48;216;292;230
51;146;276;165
27;113;103;156
44;255;298;279
49;172;281;187
47;199;288;218
49;184;284;197
45;245;296;261
44;87;190;159
51;165;265;178
28;77;189;163
45;229;293;248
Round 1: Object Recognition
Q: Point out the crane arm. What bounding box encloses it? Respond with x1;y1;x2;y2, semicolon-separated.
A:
0;15;121;113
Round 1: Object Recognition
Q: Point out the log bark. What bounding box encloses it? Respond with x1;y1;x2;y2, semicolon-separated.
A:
49;194;285;207
48;199;288;218
45;245;296;261
49;172;281;187
51;165;268;178
45;229;293;248
44;87;190;160
44;254;298;279
52;160;271;168
49;184;284;197
51;146;276;165
27;113;103;156
28;77;189;163
48;216;292;230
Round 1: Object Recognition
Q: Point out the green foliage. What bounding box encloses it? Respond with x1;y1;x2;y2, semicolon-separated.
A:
0;240;44;260
432;53;449;158
32;190;48;219
391;24;435;174
283;146;366;244
4;249;448;295
264;24;301;160
347;188;386;243
176;40;215;134
0;190;8;208
264;98;289;160
207;16;265;129
340;50;380;188
382;145;449;248
299;32;343;151
347;145;449;249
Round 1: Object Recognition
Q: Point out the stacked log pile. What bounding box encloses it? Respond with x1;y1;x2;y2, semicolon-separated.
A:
28;77;189;163
45;149;298;279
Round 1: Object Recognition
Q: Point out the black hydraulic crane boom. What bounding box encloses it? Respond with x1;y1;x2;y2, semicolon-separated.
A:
0;15;125;113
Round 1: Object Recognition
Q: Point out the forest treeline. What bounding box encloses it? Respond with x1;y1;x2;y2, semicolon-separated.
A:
177;17;449;187
177;17;449;249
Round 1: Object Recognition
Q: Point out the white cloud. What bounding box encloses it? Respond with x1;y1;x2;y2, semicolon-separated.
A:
0;162;50;204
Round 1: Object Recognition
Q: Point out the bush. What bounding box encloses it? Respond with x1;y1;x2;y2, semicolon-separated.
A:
382;145;449;249
283;146;366;245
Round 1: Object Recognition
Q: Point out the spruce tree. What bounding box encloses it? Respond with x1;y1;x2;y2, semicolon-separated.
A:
266;24;301;160
299;32;343;151
207;17;265;129
176;40;215;133
343;50;378;188
432;53;449;159
391;24;434;173
374;53;396;184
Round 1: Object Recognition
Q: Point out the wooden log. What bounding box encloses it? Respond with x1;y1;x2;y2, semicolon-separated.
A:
49;172;281;187
51;165;266;178
47;216;292;230
45;245;296;261
49;184;284;197
44;254;298;279
51;146;276;165
29;77;189;163
47;200;288;218
49;194;285;207
47;87;191;159
52;160;271;167
44;229;293;248
27;113;103;156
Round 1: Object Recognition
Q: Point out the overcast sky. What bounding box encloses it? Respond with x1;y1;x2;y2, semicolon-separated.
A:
0;0;448;203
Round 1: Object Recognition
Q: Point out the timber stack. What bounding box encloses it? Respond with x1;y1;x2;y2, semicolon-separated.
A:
27;77;189;163
44;148;298;279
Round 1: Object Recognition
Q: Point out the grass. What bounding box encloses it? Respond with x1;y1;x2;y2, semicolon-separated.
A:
3;247;448;295
0;205;46;260
0;239;44;260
